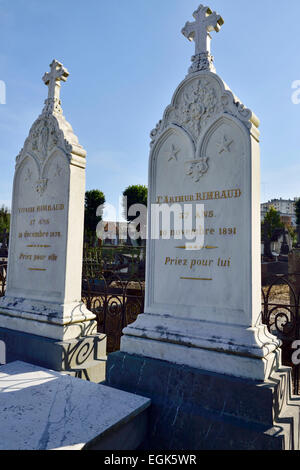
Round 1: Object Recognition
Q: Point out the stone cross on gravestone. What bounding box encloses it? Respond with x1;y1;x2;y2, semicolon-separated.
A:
42;60;69;113
182;4;224;74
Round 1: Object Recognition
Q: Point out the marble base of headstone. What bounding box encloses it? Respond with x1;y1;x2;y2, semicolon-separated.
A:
0;325;107;383
107;351;300;450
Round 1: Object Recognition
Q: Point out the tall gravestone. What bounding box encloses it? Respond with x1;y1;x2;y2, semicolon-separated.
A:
0;60;106;381
107;5;300;449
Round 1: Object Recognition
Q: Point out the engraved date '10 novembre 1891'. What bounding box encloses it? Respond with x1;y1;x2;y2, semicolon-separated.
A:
158;188;241;282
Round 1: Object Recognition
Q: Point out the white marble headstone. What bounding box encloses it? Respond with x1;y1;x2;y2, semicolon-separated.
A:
121;5;281;381
0;60;96;340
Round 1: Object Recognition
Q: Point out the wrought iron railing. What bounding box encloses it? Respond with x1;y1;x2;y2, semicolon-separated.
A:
262;272;300;394
0;263;7;298
81;272;145;353
82;246;145;353
3;250;299;395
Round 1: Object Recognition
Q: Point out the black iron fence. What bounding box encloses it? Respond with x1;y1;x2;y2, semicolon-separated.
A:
0;247;146;354
2;249;300;395
262;272;300;395
81;246;145;353
81;273;145;353
0;263;7;298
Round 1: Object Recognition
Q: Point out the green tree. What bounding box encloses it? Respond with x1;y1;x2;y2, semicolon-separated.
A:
287;225;297;247
122;185;148;222
84;190;105;246
261;206;284;242
0;206;10;233
295;199;300;225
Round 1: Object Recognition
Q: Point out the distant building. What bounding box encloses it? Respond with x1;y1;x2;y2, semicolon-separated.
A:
261;198;299;226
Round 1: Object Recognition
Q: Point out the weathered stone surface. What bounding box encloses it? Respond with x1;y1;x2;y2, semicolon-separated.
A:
121;7;280;381
107;352;300;450
0;326;107;383
0;60;106;377
107;6;300;450
0;361;150;450
0;60;96;341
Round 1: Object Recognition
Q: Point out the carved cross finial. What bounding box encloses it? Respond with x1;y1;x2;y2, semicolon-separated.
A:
42;60;69;114
182;5;224;74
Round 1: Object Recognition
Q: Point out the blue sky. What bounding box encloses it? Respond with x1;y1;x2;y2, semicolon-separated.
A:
0;0;299;216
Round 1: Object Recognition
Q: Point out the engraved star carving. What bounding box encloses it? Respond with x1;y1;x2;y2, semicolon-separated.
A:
167;144;180;162
216;135;234;155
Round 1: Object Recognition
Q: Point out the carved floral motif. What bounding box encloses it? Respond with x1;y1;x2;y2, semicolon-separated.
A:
189;52;215;74
31;119;60;161
176;79;221;138
185;157;209;182
150;74;254;148
36;179;48;196
15;60;86;175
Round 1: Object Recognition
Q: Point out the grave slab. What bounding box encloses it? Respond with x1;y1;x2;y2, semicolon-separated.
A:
0;361;150;450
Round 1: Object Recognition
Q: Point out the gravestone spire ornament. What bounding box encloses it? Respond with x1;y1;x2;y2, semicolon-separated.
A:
182;4;224;74
42;60;69;114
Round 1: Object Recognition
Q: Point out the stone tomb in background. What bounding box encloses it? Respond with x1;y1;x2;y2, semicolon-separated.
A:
107;5;300;450
0;60;106;381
